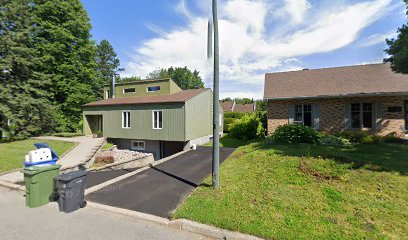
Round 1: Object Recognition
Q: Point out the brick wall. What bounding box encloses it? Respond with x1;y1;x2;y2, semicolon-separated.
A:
267;96;408;136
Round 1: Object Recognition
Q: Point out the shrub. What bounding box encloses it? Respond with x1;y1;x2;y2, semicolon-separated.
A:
53;132;83;138
223;117;236;133
224;112;248;119
268;124;320;144
101;142;115;151
94;152;114;165
229;114;266;140
318;132;350;145
335;130;373;143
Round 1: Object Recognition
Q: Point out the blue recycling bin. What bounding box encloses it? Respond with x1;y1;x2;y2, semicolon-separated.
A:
23;143;59;167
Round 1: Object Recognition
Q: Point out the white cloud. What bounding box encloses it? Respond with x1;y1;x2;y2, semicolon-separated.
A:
280;0;311;24
124;0;394;99
357;32;398;47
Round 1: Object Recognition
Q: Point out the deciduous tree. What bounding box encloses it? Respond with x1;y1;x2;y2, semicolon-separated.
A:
384;0;408;73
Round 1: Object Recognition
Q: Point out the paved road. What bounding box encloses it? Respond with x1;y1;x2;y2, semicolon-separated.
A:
0;186;208;240
87;146;235;218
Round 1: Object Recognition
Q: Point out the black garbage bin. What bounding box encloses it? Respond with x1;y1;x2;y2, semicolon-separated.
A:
55;169;87;213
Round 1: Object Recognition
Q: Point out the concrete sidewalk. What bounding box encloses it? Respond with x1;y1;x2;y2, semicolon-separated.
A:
33;136;105;167
0;186;208;240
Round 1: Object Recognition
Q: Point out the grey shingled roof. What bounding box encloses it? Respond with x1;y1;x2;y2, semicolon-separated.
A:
264;63;408;100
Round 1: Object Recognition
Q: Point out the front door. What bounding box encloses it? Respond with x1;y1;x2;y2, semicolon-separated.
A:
405;101;408;131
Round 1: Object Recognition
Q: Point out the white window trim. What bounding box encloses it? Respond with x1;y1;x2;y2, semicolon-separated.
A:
152;110;163;129
122;111;131;129
131;140;145;151
146;86;161;92
294;104;311;125
351;103;373;129
123;88;136;94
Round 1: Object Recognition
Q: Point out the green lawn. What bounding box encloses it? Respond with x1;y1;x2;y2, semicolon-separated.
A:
0;139;76;173
174;142;408;239
203;134;252;148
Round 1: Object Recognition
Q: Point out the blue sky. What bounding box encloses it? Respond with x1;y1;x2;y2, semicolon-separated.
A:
82;0;406;99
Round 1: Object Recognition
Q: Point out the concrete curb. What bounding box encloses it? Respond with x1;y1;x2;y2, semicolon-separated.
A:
87;201;170;226
87;201;263;240
0;180;25;192
84;149;192;196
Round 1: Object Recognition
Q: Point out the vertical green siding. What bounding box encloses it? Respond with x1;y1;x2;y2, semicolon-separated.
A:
169;79;183;94
103;79;182;98
83;104;185;141
184;90;223;140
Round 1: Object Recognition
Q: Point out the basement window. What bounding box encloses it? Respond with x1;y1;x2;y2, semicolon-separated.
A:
123;88;136;94
147;86;161;92
131;140;145;151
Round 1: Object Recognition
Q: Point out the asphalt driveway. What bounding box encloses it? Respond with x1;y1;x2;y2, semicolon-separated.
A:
86;146;235;217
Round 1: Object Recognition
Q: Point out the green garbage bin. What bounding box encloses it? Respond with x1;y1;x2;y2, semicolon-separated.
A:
24;164;61;208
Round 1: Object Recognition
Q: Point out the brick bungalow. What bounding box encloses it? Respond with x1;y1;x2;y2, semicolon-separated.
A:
264;63;408;137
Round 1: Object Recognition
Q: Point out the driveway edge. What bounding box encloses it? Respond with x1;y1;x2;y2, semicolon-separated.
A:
87;201;263;240
84;149;192;196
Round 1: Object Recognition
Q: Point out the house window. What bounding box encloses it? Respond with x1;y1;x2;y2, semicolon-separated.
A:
147;86;161;92
105;90;110;99
351;103;372;129
123;88;136;94
131;140;145;151
122;111;131;128
294;104;312;127
153;110;163;129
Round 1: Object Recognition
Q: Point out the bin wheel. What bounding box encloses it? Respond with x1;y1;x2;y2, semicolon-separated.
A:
80;201;87;208
50;192;59;202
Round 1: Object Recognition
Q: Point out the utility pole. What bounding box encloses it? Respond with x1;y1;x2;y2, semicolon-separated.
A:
211;0;220;189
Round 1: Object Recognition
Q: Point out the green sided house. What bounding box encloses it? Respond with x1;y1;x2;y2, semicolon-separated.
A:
82;78;223;160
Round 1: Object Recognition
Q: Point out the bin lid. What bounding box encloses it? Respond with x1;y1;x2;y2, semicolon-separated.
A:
23;164;61;175
56;170;87;182
34;143;59;160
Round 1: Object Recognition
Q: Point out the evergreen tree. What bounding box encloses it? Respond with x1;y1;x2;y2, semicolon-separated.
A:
96;39;123;97
384;0;408;73
33;0;98;131
0;0;54;139
146;66;205;90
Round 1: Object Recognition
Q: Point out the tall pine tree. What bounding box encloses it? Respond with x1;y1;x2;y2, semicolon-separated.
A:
33;0;98;132
0;0;54;139
96;39;123;98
